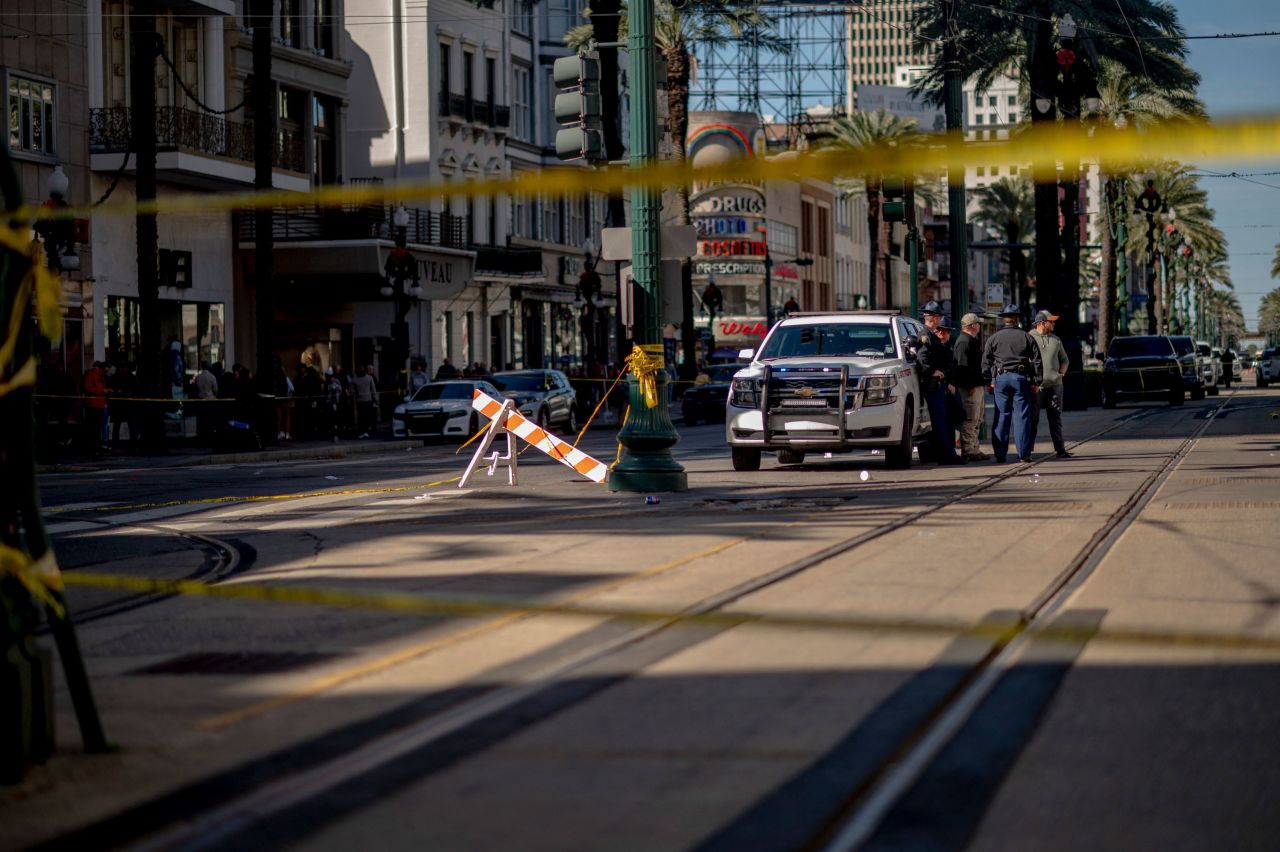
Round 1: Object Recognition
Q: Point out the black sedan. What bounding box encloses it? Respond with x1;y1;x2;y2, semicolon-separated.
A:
681;364;745;425
1101;335;1186;408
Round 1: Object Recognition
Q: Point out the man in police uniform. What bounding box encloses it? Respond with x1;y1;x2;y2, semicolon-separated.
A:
917;300;964;464
1029;310;1072;458
982;304;1043;463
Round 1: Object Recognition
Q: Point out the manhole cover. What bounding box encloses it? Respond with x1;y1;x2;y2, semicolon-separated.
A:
128;651;341;676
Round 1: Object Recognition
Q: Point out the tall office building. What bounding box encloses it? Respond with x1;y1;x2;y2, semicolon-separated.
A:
846;0;935;97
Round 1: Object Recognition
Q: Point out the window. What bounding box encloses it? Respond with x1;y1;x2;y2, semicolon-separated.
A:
817;206;829;257
1008;95;1017;106
988;96;996;107
991;166;1000;177
512;0;533;36
315;0;335;57
976;166;985;177
767;221;797;257
439;43;451;97
542;194;560;243
989;113;997;125
485;57;496;114
800;200;813;253
512;65;532;141
974;114;983;125
462;50;474;117
280;0;301;48
7;74;55;157
312;95;337;185
1009;112;1018;123
512;191;534;239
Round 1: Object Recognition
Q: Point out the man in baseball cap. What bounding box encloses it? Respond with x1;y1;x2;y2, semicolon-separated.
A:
1030;310;1071;458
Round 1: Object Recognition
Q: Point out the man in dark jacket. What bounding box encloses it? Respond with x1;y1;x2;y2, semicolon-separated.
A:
952;312;986;460
982;305;1043;463
917;300;964;464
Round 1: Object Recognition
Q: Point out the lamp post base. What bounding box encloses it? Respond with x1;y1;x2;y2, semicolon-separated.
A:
608;371;688;493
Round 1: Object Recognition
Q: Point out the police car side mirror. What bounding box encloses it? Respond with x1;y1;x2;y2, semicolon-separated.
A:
738;348;755;360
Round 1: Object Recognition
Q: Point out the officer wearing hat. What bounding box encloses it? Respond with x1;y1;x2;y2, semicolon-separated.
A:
982;304;1043;463
917;300;964;464
952;312;987;460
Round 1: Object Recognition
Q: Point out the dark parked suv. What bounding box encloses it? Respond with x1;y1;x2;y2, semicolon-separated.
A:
1168;335;1205;400
1102;335;1185;408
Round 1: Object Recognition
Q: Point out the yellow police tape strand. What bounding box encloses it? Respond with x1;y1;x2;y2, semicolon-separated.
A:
17;115;1280;222
56;570;1280;653
42;477;463;515
0;545;63;615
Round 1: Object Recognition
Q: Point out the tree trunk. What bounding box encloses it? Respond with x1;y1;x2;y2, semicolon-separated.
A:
130;6;162;448
1098;190;1116;355
1008;220;1027;317
1031;17;1060;324
667;46;696;379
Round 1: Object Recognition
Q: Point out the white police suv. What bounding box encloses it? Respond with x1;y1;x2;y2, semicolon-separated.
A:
725;311;931;471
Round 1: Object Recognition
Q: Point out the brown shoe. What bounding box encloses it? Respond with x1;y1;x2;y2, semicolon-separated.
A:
965;451;989;461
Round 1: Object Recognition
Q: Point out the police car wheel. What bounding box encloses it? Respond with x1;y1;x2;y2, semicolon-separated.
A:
731;447;762;472
885;409;913;469
776;449;805;465
1208;384;1219;396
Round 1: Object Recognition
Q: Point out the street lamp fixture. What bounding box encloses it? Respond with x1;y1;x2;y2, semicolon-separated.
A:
1058;13;1077;39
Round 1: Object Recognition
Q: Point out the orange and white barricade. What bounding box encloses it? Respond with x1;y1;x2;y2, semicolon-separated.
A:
460;389;610;487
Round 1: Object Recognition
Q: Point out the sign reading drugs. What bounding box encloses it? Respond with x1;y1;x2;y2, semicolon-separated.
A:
690;184;766;219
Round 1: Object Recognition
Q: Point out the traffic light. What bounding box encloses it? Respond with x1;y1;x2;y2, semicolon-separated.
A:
553;52;603;163
881;175;909;223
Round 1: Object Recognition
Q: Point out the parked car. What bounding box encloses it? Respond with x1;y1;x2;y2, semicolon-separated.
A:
490;369;579;433
1102;335;1185;408
392;379;504;443
1257;348;1279;387
1196;341;1221;395
1231;352;1243;382
1168;336;1205;400
681;363;745;425
725;311;930;471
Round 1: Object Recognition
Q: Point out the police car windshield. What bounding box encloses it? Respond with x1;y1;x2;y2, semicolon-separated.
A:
413;383;473;401
492;374;546;391
759;324;895;360
1109;337;1174;358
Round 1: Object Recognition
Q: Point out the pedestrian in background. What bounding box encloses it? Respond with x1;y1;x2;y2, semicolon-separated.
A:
1219;347;1234;388
935;316;967;460
952;313;987;461
982;304;1042;463
195;360;219;441
1029;310;1072;459
917;300;964;465
82;361;108;452
353;365;378;438
324;367;343;443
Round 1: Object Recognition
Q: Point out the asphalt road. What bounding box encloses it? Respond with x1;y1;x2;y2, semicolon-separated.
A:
6;386;1279;851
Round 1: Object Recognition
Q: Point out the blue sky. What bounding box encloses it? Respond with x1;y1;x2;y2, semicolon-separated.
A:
1169;0;1280;328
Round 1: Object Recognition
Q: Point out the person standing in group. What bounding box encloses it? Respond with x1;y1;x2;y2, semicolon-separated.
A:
408;361;428;396
195;360;219;441
982;305;1043;463
353;364;378;438
324;367;343;442
1029;310;1072;459
952;313;987;461
82;361;108;452
916;300;965;464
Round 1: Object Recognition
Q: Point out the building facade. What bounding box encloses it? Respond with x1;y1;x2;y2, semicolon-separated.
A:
846;1;933;94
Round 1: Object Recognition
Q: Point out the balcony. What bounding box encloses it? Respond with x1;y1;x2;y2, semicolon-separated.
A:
437;94;510;130
237;204;469;250
89;106;307;189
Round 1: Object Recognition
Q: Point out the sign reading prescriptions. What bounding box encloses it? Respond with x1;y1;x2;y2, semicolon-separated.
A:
695;260;766;276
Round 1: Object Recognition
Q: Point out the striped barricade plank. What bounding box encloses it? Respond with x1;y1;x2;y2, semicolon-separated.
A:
472;390;609;483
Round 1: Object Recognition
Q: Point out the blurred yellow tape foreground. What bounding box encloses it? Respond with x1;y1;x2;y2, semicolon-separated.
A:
29;115;1280;222
61;571;1280;652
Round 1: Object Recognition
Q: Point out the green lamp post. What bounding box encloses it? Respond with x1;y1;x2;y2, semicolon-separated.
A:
608;0;687;493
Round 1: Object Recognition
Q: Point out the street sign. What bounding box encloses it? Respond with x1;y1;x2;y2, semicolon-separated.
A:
601;225;697;261
985;283;1004;313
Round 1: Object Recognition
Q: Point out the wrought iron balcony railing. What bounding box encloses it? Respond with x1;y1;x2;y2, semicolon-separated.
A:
473;244;543;276
89;106;306;173
237;204;469;250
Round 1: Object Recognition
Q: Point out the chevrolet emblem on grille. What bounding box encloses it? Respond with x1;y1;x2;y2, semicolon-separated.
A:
795;387;818;398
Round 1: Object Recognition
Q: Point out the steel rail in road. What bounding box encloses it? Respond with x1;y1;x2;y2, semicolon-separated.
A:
49;402;1191;851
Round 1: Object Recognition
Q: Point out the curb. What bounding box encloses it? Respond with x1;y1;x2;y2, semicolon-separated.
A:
37;438;426;473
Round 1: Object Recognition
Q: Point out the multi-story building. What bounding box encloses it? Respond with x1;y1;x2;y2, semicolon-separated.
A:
345;0;610;375
846;1;933;94
3;1;94;390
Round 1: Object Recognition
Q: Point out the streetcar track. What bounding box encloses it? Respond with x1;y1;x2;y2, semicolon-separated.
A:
47;402;1183;850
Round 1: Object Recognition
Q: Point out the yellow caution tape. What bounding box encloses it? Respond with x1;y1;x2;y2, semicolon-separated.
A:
56;570;1280;652
0;546;64;615
16;115;1280;221
625;344;664;410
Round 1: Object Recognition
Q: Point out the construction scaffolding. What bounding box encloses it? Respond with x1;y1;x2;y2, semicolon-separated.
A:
692;1;858;144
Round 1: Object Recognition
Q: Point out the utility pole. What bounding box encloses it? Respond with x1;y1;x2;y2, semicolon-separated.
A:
252;4;276;408
609;0;687;493
130;2;161;449
1031;15;1060;328
941;0;967;323
592;0;629;366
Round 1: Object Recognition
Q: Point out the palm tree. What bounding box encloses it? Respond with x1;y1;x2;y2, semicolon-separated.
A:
1258;286;1280;344
568;1;783;373
1272;243;1280;279
819;109;924;309
911;1;1197;344
972;176;1035;321
1093;58;1204;351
